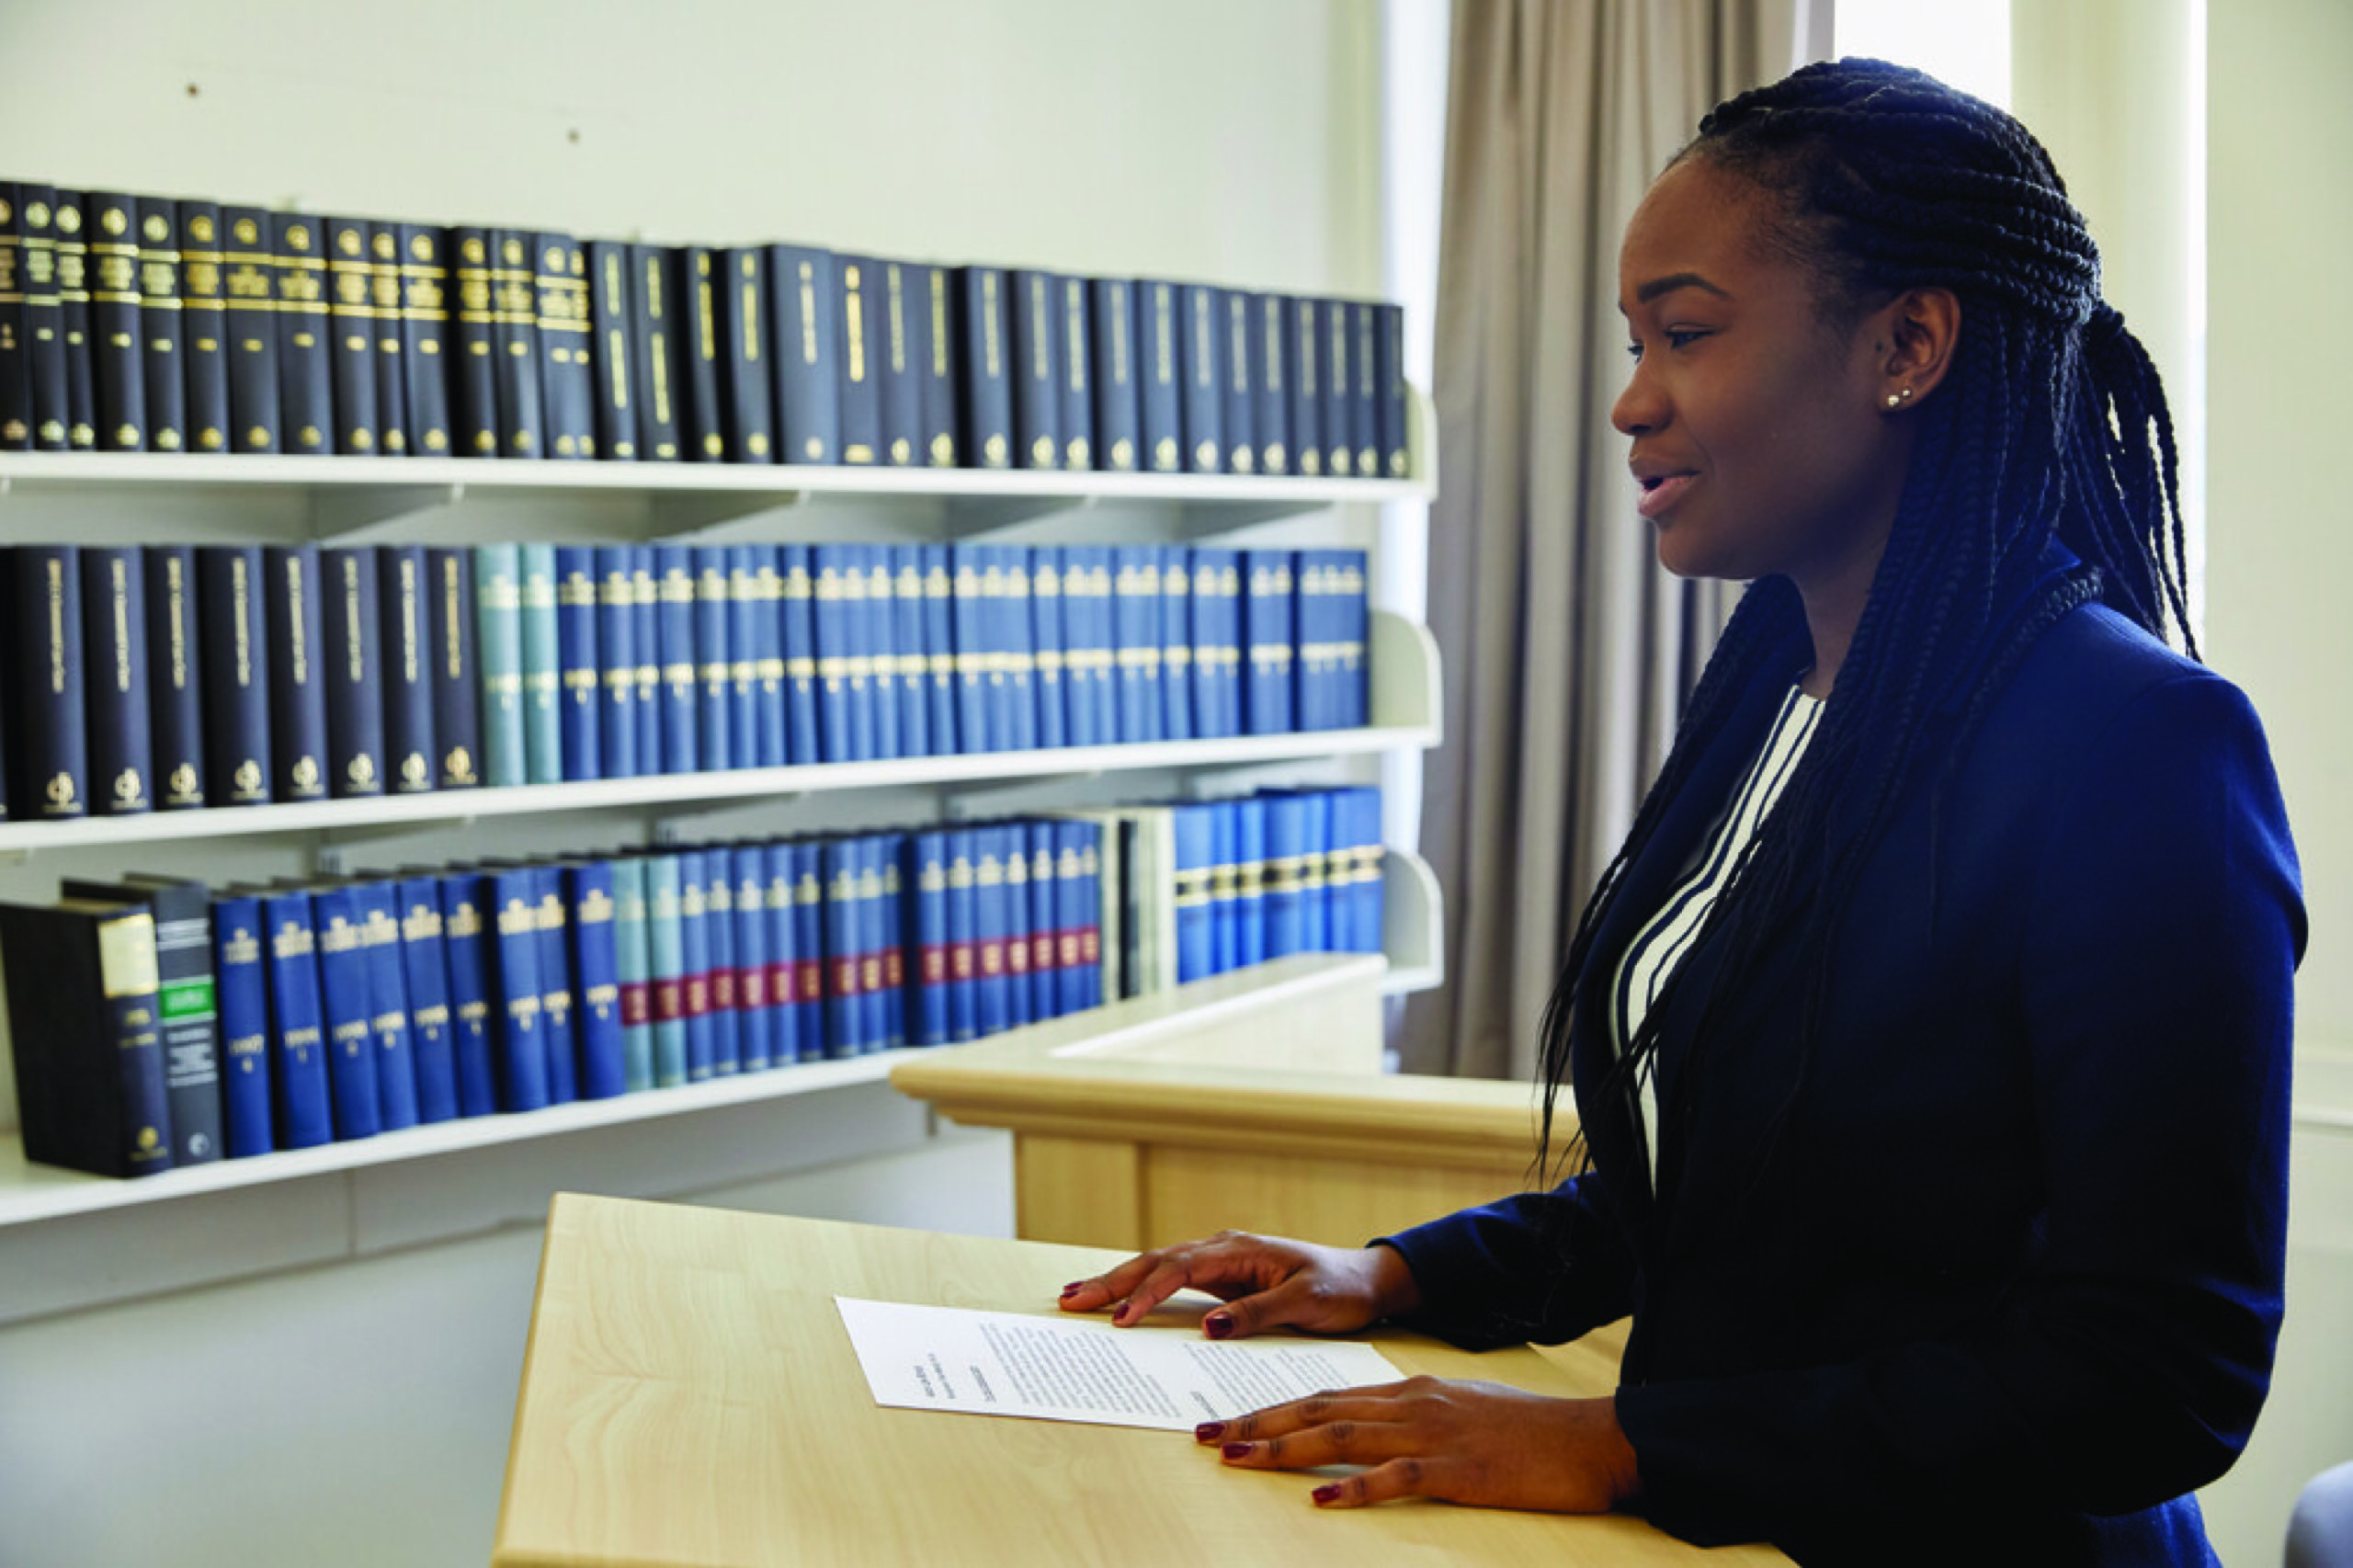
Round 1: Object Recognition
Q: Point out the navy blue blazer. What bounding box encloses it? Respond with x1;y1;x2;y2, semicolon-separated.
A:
1384;585;2305;1566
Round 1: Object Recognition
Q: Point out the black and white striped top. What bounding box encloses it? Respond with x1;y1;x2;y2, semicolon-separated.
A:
1612;684;1823;1188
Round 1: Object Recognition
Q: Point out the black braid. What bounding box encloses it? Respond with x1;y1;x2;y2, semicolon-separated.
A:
1536;60;2197;1182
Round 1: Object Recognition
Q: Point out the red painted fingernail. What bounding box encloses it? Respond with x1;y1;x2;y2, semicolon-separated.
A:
1195;1421;1226;1442
1312;1483;1342;1506
1059;1281;1085;1297
1222;1441;1254;1460
1204;1312;1234;1340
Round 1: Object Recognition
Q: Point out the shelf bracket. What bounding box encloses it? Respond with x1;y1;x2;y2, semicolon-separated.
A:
647;488;812;538
947;493;1102;539
311;812;483;877
653;796;808;846
939;771;1105;819
311;483;466;540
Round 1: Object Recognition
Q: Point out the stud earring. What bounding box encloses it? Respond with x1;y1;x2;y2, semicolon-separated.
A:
1885;388;1915;409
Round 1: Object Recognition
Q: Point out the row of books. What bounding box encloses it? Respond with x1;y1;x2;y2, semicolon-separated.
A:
0;181;1412;481
0;786;1384;1178
0;541;1370;822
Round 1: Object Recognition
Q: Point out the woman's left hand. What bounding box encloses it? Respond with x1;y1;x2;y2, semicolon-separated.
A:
1199;1377;1643;1512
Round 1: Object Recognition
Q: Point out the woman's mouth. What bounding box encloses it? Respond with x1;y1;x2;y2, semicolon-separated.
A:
1636;472;1696;520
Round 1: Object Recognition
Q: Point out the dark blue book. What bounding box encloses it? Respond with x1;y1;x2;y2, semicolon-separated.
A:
1242;551;1297;735
1338;548;1370;727
692;547;733;772
262;545;330;802
752;548;788;768
908;832;951;1047
179;201;233;455
766;242;840;464
1177;282;1223;473
863;546;900;762
350;880;420;1133
1376;302;1408;479
834;253;881;465
1286;295;1324;478
1052;548;1097;748
1251;290;1290;477
630;242;686;461
1322;297;1354;478
1211;800;1242;973
1007;268;1061;470
877;257;923;466
610;857;654;1091
1187;548;1234;739
519;544;563;785
810;545;858;764
320;547;386;800
324;217;380;455
568;861;627;1100
997;550;1037;752
448;227;500;458
472;544;526;789
973;827;1012;1038
15;187;70;451
912;263;959;467
1111;548;1164;745
890;546;930;757
1134;278;1183;473
761;844;803;1065
730;847;774;1072
437;873;502;1118
779;546;820;766
1235;795;1267;965
529;865;579;1104
259;891;334;1148
1029;551;1066;750
1088;278;1141;472
727;547;760;769
715;245;775;462
368;223;407;456
57;876;228;1165
654;545;699;774
1173;803;1217;983
395;876;460;1124
136;196;188;453
489;230;545;457
1160;546;1194;743
1294;549;1330;733
947;546;992;753
269;210;331;455
196;546;270;806
819;838;862;1058
1258;792;1309;959
486;869;550;1112
584;239;637;460
1026;822;1060;1020
396;223;454;458
426;546;483;790
0;899;174;1176
953;265;1013;469
676;850;715;1079
376;546;437;795
789;842;826;1058
878;835;908;1050
644;854;688;1087
595;546;639;779
554;546;602;782
1056;274;1093;471
1001;827;1035;1027
210;893;275;1155
0;181;25;449
85;191;149;452
536;233;596;458
1352;786;1388;955
311;885;383;1142
53;190;96;450
1056;819;1098;1012
920;546;958;755
699;852;741;1075
627;547;661;772
945;829;980;1042
79;546;153;815
1348;300;1380;482
1221;288;1256;475
1301;790;1336;953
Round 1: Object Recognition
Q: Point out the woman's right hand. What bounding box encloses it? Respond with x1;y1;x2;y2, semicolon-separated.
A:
1057;1231;1423;1339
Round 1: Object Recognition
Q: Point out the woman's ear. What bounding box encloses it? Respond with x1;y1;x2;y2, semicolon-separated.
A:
1874;287;1961;411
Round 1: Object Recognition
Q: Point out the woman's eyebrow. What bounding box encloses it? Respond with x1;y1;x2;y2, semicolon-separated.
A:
1631;271;1732;306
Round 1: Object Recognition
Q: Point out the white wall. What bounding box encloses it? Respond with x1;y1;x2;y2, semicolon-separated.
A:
0;4;1391;1564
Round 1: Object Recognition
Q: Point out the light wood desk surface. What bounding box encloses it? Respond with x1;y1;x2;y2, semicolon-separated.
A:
494;1192;1787;1567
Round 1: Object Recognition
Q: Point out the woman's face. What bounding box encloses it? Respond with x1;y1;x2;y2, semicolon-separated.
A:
1611;158;1915;602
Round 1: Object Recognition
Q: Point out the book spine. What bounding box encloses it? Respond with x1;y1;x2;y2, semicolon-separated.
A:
595;546;639;778
1211;800;1241;973
0;182;29;449
1027;822;1059;1021
1178;282;1223;473
767;243;840;464
1222;287;1256;474
396;223;452;457
1001;827;1032;1028
899;833;941;1047
449;227;499;457
878;835;908;1049
366;222;408;455
198;546;271;805
945;829;978;1041
423;547;482;789
676;850;714;1078
700;852;741;1075
396;877;460;1124
654;545;699;772
473;544;526;788
1028;550;1065;751
727;546;761;769
762;844;801;1065
1287;295;1322;478
570;861;627;1099
86;191;148;451
16;187;69;449
535;233;595;458
485;869;549;1110
861;546;898;763
954;265;1012;468
1056;274;1093;471
352;881;420;1132
975;548;1013;752
821;839;860;1058
947;547;991;753
321;547;386;798
325;216;380;454
1378;301;1408;478
916;262;959;466
1052;549;1094;749
920;546;959;756
1243;550;1296;735
610;857;654;1091
1111;547;1162;745
490;230;544;457
80;546;153;815
1254;290;1290;476
1323;297;1353;477
377;546;437;794
1160;545;1193;743
877;258;922;466
585;238;637;460
730;846;773;1072
1338;548;1370;726
54;190;97;450
753;547;788;767
1235;795;1267;964
555;546;602;782
717;245;774;462
675;246;724;460
1187;548;1235;741
531;865;578;1105
312;886;383;1141
835;254;881;464
973;829;1010;1038
260;892;334;1147
436;873;501;1118
1294;550;1327;733
136;196;187;452
997;548;1036;752
630;243;684;460
210;894;276;1154
1088;278;1140;472
810;546;853;763
141;885;224;1165
644;854;688;1086
1054;820;1094;1013
263;544;330;801
144;547;206;810
1007;268;1061;470
693;547;733;771
85;907;175;1173
790;843;825;1059
1136;278;1182;472
1173;803;1216;983
1304;790;1336;952
269;210;331;454
519;543;563;785
779;545;820;767
177;201;232;453
886;547;929;757
1351;299;1380;481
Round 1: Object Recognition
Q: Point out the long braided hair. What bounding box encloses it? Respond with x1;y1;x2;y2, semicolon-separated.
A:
1535;59;2195;1179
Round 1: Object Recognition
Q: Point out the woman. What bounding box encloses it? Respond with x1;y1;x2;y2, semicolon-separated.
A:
1058;59;2304;1565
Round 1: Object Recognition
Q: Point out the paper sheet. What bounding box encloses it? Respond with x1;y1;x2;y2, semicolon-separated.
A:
834;1297;1404;1432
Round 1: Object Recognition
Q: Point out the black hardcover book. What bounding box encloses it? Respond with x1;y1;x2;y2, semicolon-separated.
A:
834;253;881;465
17;186;69;449
1177;282;1223;474
11;544;89;820
197;545;272;805
369;222;407;454
1135;278;1183;473
426;545;483;789
56;876;226;1167
1088;278;1140;472
1350;299;1380;481
136;197;188;453
0;898;176;1178
178;201;232;453
263;543;330;801
1377;301;1408;478
490;230;544;457
1007;267;1061;471
271;210;333;455
222;206;279;453
630;242;685;461
535;233;595;459
1222;287;1255;476
915;262;959;467
585;239;637;460
1286;293;1322;478
81;547;153;815
675;245;726;461
715;245;774;462
397;223;454;456
877;257;922;467
449;226;500;457
0;183;26;449
1322;296;1353;478
325;216;381;454
766;242;840;465
86;192;148;451
54;190;98;449
953;264;1012;470
378;545;437;794
1058;273;1093;472
322;546;386;798
143;545;207;811
1252;290;1290;476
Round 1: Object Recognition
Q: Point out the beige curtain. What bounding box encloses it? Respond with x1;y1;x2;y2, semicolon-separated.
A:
1397;0;1824;1081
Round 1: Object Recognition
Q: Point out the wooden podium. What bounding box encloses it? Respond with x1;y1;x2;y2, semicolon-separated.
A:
493;1192;1787;1566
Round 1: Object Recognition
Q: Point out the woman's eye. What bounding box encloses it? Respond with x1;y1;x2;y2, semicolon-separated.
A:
1665;328;1708;349
1624;341;1644;363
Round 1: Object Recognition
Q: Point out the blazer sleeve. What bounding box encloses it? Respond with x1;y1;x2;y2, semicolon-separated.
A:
1376;1165;1643;1352
1616;669;2305;1544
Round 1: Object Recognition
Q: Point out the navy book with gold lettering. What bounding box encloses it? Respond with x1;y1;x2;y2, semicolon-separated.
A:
753;547;788;767
0;898;176;1177
535;233;595;459
378;544;438;795
1177;282;1223;473
321;547;386;799
263;545;330;801
914;262;958;467
692;548;733;771
529;865;578;1105
1057;274;1093;471
490;230;544;458
449;227;500;457
198;545;271;806
368;223;406;455
0;182;28;449
716;245;774;463
780;545;820;766
312;884;383;1142
486;869;549;1112
555;546;602;782
1253;290;1290;477
1221;288;1255;475
259;889;334;1149
53;189;97;450
178;201;232;454
676;245;726;461
595;545;640;779
1377;301;1409;478
654;545;699;773
210;892;274;1154
325;216;381;454
271;210;333;455
877;257;923;467
1350;299;1381;481
630;546;662;770
9;544;87;821
85;190;147;451
765;242;839;465
835;253;881;465
630;242;686;460
54;876;226;1166
80;546;153;817
1007;268;1061;471
1322;297;1354;478
395;875;460;1124
1135;278;1183;473
17;187;70;450
426;545;483;790
350;879;420;1133
222;206;279;453
144;546;205;811
585;239;636;460
1088;278;1140;473
136;196;187;453
436;872;501;1118
1286;294;1323;478
953;264;1012;469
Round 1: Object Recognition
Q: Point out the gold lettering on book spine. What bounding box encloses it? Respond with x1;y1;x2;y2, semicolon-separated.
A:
844;265;867;383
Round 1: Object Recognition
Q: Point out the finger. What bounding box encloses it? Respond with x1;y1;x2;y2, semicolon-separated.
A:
1216;1415;1416;1474
1208;1269;1374;1339
1203;1385;1407;1443
1311;1458;1437;1509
